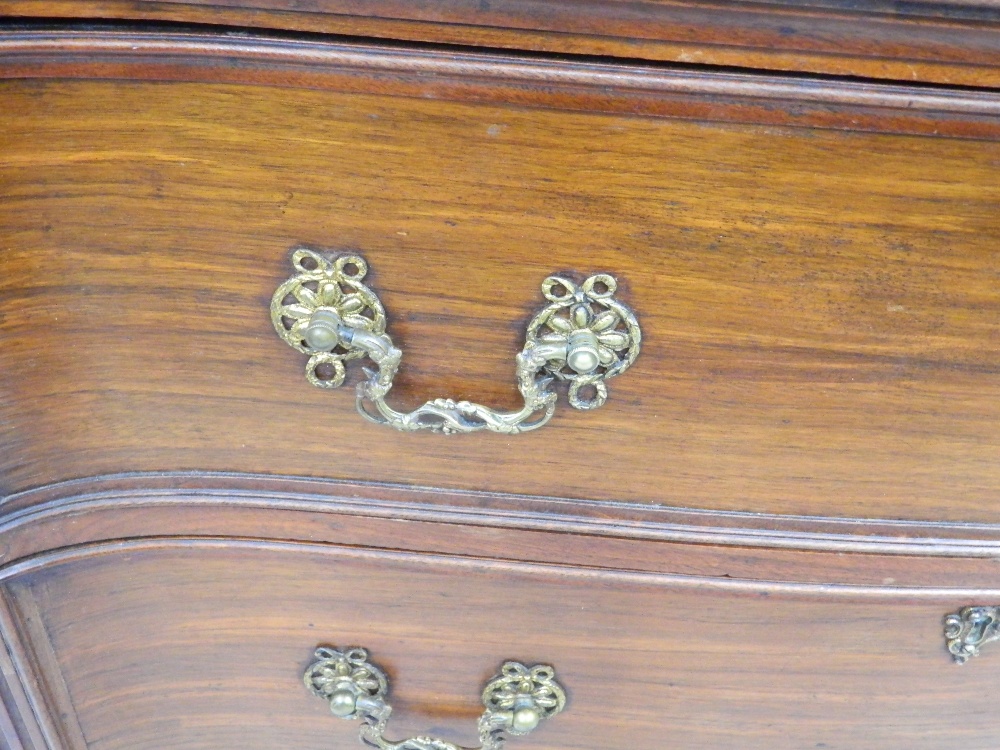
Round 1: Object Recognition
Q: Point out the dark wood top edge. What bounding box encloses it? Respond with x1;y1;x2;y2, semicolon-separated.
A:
4;28;998;113
3;0;1000;83
5;472;1000;555
775;0;1000;10
1;29;999;138
3;536;999;597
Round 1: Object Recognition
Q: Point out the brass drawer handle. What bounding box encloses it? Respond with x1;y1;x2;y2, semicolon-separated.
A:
271;249;641;434
945;606;1000;664
303;647;566;750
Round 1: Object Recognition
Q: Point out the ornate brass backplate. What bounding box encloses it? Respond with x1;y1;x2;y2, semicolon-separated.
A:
271;248;641;434
303;646;566;750
944;606;1000;664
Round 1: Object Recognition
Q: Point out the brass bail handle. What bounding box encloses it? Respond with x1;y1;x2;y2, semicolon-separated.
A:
271;248;642;434
303;647;567;750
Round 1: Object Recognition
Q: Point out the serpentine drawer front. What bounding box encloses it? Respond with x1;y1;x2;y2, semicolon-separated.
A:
1;13;999;750
1;31;998;521
4;536;1000;750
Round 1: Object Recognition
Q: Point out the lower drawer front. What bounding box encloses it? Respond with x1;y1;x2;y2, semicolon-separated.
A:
5;543;993;750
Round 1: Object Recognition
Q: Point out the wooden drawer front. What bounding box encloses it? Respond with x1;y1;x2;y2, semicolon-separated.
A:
1;34;999;522
4;542;997;750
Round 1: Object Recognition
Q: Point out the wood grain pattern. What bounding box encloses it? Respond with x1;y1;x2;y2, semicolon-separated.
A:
4;539;999;750
1;18;998;750
5;477;1000;749
3;0;1000;86
1;43;998;521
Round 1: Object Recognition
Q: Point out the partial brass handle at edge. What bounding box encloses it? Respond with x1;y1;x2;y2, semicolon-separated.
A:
303;646;566;750
945;606;1000;664
271;248;641;434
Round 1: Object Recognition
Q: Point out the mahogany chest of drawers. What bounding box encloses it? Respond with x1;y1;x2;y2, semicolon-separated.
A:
1;2;999;748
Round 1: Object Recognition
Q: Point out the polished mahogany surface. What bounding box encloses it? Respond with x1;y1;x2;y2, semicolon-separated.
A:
2;476;1000;750
1;13;998;750
5;540;998;750
1;34;998;520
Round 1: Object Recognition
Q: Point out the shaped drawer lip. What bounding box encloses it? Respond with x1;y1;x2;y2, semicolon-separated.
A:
2;28;1000;139
6;472;1000;563
5;534;1000;601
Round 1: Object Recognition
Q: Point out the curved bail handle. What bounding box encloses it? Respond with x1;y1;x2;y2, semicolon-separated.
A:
271;249;641;434
303;647;567;750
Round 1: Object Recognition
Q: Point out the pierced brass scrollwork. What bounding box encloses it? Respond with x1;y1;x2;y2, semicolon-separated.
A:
303;647;566;750
944;606;1000;664
271;248;641;434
